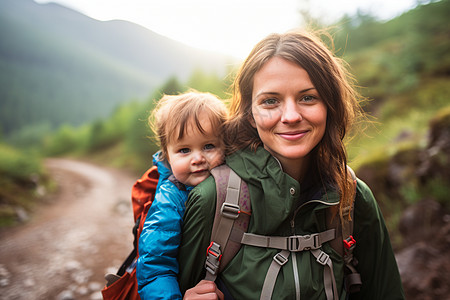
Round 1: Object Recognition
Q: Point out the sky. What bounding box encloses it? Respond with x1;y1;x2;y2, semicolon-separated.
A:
34;0;421;59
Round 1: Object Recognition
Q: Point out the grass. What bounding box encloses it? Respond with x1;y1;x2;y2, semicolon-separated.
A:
0;143;54;227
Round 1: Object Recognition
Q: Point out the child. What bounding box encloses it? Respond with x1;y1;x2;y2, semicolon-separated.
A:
136;90;227;300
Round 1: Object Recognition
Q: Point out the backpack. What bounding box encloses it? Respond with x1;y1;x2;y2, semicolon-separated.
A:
101;166;159;300
204;165;361;300
101;164;360;300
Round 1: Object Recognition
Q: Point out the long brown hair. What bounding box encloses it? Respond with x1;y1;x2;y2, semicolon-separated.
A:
225;30;364;219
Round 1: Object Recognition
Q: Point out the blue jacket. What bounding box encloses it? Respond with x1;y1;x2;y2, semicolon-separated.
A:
137;152;193;300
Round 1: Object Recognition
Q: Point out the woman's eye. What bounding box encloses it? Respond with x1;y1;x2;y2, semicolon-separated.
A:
302;95;316;102
204;144;216;150
262;98;278;106
179;148;190;154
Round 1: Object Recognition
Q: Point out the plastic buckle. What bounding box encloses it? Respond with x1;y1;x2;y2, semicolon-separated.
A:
288;234;319;252
273;252;288;266
343;235;356;250
206;241;222;260
221;203;240;219
205;242;222;275
316;251;330;266
288;236;302;251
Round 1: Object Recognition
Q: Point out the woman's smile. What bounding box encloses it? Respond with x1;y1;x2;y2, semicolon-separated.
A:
277;130;309;141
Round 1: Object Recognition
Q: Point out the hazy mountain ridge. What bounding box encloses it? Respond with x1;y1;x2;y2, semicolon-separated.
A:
0;0;234;136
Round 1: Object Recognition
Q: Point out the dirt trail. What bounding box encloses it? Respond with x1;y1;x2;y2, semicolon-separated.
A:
0;158;140;300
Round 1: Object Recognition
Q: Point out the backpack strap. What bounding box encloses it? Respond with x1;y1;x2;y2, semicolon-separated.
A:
204;165;251;281
260;250;290;300
327;166;362;294
341;166;362;294
311;249;339;300
245;166;361;300
343;166;356;240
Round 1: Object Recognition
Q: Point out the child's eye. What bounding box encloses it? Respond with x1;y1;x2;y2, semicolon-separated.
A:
204;144;216;150
179;148;190;154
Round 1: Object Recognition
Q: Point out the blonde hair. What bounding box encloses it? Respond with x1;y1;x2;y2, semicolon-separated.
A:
226;30;365;220
149;90;228;161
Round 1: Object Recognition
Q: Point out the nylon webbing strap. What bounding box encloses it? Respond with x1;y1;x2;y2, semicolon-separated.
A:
311;249;338;300
341;205;352;244
248;229;336;299
205;168;242;281
343;166;362;294
241;229;336;251
344;165;357;240
260;250;290;300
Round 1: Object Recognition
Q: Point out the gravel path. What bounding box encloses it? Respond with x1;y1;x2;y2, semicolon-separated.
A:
0;158;140;300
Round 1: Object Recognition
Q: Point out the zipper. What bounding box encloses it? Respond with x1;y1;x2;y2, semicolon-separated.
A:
290;217;301;300
290;199;339;229
272;155;284;171
292;252;301;300
289;199;339;300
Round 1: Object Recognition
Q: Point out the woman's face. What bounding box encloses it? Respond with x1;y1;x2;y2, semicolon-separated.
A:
251;57;327;173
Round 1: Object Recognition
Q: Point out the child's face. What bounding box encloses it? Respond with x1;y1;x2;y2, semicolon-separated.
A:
167;115;224;187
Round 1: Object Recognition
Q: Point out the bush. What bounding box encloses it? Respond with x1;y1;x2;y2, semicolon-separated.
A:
0;143;42;181
0;143;48;227
43;124;83;156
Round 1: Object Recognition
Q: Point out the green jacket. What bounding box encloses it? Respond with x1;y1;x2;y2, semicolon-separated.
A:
178;147;405;299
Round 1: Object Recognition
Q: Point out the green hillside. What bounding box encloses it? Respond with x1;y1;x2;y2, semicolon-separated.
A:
332;0;450;167
0;0;233;137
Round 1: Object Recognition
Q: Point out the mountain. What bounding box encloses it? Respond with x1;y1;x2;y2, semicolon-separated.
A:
0;0;234;136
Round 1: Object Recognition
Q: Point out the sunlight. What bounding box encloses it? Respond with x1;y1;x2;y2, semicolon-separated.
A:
33;0;418;59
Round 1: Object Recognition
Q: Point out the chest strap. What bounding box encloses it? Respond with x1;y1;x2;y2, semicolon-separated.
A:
241;229;335;251
242;229;338;300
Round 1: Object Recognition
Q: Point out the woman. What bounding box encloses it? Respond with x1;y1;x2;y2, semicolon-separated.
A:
178;30;405;299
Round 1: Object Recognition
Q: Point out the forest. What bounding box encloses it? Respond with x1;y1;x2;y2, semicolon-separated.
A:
0;0;232;137
0;1;449;298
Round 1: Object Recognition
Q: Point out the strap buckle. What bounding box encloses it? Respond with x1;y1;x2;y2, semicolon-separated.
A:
205;242;222;275
288;234;319;251
273;252;288;266
221;203;240;219
316;251;330;266
206;241;222;260
343;235;356;250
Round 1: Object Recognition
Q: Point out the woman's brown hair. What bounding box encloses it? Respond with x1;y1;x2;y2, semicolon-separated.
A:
225;30;364;220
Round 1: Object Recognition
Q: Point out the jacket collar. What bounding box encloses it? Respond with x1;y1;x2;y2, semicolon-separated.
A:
227;146;340;206
153;151;193;192
153;151;172;180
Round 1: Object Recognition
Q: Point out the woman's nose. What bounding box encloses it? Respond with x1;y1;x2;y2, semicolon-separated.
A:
281;100;302;123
